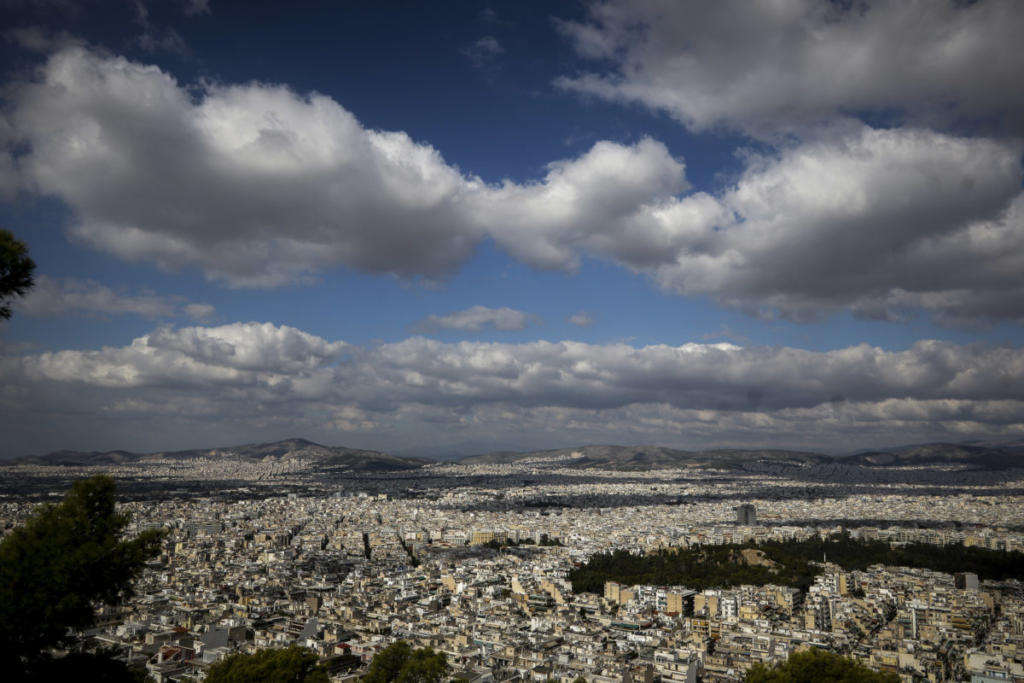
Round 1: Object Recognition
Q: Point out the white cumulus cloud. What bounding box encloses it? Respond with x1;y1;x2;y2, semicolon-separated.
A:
6;46;482;286
4;46;1023;325
555;0;1024;135
646;126;1024;324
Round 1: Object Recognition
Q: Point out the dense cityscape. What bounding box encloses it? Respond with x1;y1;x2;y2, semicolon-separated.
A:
2;447;1023;682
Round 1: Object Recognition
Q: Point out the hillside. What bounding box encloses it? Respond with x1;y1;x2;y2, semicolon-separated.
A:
16;438;429;472
15;439;1024;474
459;441;1024;472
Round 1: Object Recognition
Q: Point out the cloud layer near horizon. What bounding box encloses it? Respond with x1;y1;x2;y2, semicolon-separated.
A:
3;322;1023;456
3;46;1023;325
17;275;215;321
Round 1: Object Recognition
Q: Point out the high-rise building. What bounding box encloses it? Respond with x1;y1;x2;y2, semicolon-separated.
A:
735;504;757;525
955;572;979;590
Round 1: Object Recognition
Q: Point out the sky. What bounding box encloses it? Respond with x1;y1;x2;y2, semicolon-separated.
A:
1;0;1023;460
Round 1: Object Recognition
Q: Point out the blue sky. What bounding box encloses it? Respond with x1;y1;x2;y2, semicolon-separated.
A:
1;0;1023;459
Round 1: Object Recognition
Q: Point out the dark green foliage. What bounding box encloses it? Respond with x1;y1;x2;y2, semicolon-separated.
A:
483;534;563;550
322;652;363;676
538;533;563;547
744;648;899;682
0;475;166;677
569;533;1024;594
206;645;329;683
364;642;449;683
30;651;148;682
364;641;413;683
0;228;35;320
570;545;814;594
395;646;449;683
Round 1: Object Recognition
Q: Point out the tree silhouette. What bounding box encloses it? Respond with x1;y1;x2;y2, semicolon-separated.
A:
0;228;35;320
0;475;165;677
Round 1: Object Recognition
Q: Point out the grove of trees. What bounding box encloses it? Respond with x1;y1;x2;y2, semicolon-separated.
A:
202;640;448;683
205;646;330;683
569;533;1024;594
363;641;450;683
744;648;900;682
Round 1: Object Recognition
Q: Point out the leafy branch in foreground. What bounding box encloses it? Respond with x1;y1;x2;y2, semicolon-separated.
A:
0;228;35;320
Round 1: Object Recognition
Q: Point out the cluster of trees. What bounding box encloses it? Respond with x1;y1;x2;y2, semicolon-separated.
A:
570;545;812;595
569;533;1024;594
205;640;447;683
757;533;1024;580
206;646;330;683
363;641;449;683
744;648;900;682
0;475;166;680
481;533;563;551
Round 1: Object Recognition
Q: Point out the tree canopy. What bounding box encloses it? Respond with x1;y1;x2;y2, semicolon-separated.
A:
0;228;35;320
364;641;449;683
0;475;165;675
205;645;329;683
569;533;1024;594
744;648;900;683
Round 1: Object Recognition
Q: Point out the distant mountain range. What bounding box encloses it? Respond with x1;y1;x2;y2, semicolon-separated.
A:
456;440;1024;472
11;438;1024;472
13;438;430;472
